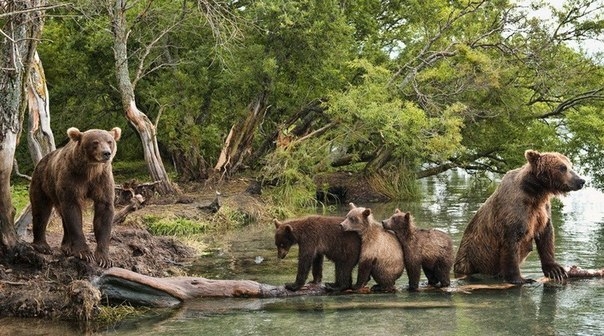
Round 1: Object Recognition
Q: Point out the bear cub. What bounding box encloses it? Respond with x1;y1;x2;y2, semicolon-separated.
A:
340;203;404;292
274;215;361;291
30;127;121;267
382;209;453;291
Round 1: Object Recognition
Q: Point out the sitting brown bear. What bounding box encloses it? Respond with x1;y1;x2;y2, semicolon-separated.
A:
30;127;121;267
454;150;585;284
340;203;404;292
274;215;361;291
382;209;453;291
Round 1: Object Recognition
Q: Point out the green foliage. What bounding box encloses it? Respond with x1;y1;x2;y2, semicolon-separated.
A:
368;167;421;201
262;148;320;210
142;204;256;237
566;105;604;188
144;215;207;236
111;161;153;184
23;0;604;195
326;60;464;169
10;182;29;215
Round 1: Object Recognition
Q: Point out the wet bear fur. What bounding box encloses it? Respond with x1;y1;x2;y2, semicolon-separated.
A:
382;209;453;291
340;203;404;292
274;215;361;291
453;150;585;284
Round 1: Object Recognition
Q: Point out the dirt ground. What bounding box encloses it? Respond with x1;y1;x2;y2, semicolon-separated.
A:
0;173;383;321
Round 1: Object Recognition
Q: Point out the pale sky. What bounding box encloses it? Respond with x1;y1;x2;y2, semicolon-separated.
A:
517;0;604;58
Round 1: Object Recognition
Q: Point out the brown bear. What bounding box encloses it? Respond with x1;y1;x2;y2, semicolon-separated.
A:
340;203;404;292
382;209;453;291
274;215;361;291
454;149;585;284
30;127;121;267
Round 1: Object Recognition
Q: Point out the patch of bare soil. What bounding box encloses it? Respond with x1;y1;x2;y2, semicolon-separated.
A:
0;224;194;320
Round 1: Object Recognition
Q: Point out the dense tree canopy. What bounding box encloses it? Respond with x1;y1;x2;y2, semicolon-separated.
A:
17;0;604;195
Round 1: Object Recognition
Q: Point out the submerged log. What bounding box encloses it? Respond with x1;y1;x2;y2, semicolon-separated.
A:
95;266;604;308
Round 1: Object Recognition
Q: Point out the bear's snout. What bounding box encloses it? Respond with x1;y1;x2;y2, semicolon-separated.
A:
277;248;288;259
102;150;112;160
575;177;586;190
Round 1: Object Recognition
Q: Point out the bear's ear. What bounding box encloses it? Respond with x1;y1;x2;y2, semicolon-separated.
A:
362;208;371;218
110;127;122;141
404;212;411;221
525;149;541;165
395;208;401;214
67;127;82;142
349;202;357;209
273;218;281;229
284;224;294;237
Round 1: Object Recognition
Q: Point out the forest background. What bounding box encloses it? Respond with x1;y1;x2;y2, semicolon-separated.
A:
2;0;604;244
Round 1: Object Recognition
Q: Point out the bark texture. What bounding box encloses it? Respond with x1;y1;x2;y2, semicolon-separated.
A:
15;50;55;237
0;0;45;252
214;91;268;176
108;0;175;195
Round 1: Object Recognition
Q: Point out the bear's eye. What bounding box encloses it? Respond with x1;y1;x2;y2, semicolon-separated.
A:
559;165;567;173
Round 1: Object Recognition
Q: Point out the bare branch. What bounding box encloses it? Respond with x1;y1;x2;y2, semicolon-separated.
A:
0;3;66;18
12;160;31;181
389;0;489;87
536;88;604;118
132;20;180;88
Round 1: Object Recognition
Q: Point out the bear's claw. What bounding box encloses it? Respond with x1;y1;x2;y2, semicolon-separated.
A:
95;251;112;268
31;241;52;255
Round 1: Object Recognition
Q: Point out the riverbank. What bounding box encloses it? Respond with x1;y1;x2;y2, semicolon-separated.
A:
0;172;391;322
0;177;257;320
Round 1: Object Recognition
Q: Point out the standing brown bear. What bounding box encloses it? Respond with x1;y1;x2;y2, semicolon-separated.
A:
274;215;361;291
454;149;585;284
382;209;453;291
30;127;121;267
340;203;404;292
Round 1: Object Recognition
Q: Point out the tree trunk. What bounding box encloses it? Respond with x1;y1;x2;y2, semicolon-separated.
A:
26;50;55;163
247;98;326;166
214;91;268;177
364;145;393;173
108;0;175;195
15;50;56;237
171;147;209;182
0;0;46;253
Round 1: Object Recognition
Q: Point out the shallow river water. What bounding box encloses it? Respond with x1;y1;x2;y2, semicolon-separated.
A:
4;170;604;335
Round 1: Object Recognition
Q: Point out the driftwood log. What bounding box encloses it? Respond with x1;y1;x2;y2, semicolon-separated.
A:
94;266;604;308
113;194;145;225
94;267;327;307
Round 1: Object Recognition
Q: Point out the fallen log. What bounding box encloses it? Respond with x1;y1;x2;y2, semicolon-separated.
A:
113;194;145;225
94;266;604;308
93;267;327;307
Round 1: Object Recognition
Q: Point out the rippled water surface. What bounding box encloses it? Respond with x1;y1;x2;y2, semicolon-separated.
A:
6;170;604;335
